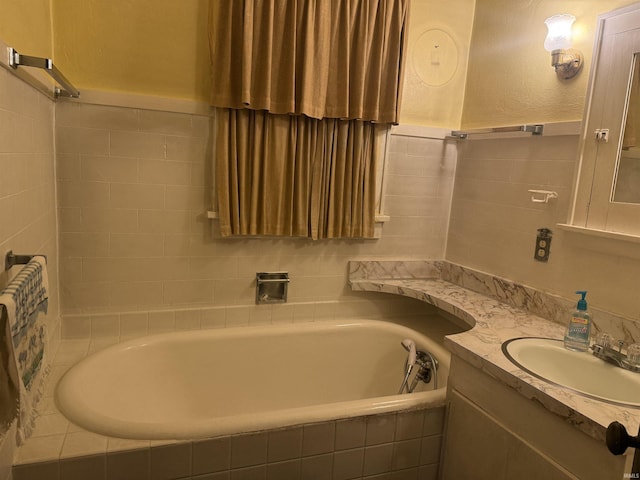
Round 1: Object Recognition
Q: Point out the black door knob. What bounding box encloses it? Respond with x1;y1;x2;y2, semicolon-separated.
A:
607;421;640;455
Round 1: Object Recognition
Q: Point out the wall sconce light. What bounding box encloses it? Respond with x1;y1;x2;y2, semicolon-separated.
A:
544;14;583;79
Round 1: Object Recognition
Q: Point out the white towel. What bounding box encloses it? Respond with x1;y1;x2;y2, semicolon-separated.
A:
0;256;49;445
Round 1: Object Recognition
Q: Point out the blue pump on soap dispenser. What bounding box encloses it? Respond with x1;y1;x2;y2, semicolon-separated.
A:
563;291;592;352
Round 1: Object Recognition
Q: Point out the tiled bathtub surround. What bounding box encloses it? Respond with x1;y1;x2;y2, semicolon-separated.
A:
349;260;640;444
60;296;443;340
56;103;456;318
13;337;446;480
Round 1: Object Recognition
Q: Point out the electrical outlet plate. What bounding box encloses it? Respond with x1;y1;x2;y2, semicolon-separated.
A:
534;229;552;262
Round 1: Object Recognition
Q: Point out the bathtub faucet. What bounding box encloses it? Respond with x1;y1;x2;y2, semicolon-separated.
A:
398;339;417;394
398;339;439;394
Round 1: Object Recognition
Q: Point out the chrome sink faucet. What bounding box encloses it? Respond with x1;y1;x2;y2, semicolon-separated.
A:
591;333;640;373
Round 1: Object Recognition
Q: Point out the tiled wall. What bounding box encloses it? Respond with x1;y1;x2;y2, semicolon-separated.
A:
446;134;640;320
56;103;456;330
447;135;577;279
0;68;60;478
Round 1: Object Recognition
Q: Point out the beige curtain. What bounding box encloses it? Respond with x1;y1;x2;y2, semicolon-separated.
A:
209;0;408;124
210;0;408;239
312;118;378;239
216;109;379;239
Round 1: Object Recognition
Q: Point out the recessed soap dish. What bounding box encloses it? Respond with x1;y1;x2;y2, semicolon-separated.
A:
256;272;290;304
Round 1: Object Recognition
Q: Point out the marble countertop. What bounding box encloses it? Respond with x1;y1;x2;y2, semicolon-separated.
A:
348;260;640;443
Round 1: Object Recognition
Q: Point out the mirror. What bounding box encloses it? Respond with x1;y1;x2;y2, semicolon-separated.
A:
614;54;640;204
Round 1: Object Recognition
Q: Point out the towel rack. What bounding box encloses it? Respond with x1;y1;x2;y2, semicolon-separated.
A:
450;124;544;140
8;48;79;98
4;251;47;272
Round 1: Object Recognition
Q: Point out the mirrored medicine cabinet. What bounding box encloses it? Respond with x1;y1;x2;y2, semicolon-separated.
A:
571;3;640;237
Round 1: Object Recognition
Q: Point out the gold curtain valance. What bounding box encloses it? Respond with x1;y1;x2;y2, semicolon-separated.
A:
209;0;409;124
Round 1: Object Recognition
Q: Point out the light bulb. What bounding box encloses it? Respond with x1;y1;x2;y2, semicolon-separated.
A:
544;14;575;52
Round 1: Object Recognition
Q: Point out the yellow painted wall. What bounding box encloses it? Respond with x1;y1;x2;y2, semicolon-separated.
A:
5;1;633;129
52;0;211;103
0;0;52;57
461;0;633;129
46;0;473;123
400;0;475;128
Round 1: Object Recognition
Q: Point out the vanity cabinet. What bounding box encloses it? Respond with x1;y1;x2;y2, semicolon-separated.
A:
440;356;628;480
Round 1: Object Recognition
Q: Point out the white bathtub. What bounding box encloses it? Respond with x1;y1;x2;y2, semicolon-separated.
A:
55;319;449;440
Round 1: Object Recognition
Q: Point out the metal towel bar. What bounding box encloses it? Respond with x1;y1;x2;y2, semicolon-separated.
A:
8;48;79;98
4;251;47;272
450;124;544;140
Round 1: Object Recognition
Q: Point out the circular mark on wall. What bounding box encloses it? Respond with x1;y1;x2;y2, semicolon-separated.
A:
494;0;535;10
411;29;458;87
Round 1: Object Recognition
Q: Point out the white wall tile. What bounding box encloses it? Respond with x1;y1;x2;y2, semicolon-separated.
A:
420;435;442;466
335;418;366;451
14;435;65;464
422;407;446;437
230;433;267;469
395;411;425;441
363;443;393;476
0;71;60;476
302;423;335;457
300;453;333;479
150;443;191;480
200;308;226;329
119;312;149;337
56;126;109;155
266;459;301;480
110;131;166;159
139;159;191;185
175;309;201;330
60;454;106;480
267;428;303;462
109;183;165;209
82;155;138;183
60;432;108;459
106;448;150;480
148;311;175;333
56;104;453;318
13;460;60;480
365;415;396;446
139;110;193;136
332;448;364;480
392;439;422;470
192;437;230;475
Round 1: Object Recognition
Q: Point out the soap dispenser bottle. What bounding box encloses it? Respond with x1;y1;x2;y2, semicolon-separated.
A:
564;291;592;352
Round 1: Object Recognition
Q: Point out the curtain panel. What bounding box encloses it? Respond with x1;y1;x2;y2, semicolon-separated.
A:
209;0;409;124
209;0;408;239
216;109;380;239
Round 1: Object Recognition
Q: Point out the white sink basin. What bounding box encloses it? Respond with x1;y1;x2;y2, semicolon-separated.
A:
502;337;640;407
